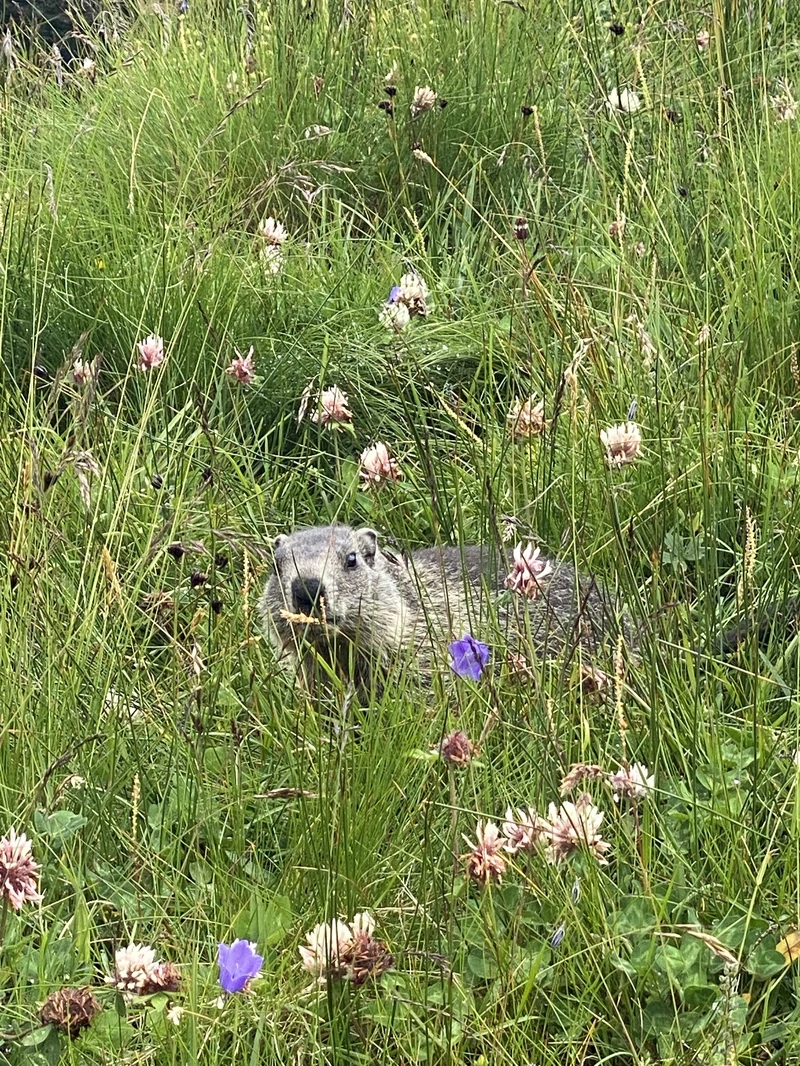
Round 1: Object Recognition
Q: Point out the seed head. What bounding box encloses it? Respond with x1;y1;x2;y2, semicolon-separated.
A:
513;216;529;241
40;987;101;1038
560;763;607;796
437;730;475;767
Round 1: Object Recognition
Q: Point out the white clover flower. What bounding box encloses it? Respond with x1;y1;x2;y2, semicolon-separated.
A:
606;88;641;114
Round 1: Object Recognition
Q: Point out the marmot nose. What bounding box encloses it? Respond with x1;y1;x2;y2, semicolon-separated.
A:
291;576;325;612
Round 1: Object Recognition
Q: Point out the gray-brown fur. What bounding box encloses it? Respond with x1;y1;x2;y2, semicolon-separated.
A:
259;524;628;693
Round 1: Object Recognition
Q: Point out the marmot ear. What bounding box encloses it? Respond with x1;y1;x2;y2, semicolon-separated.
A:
356;527;378;561
273;534;288;550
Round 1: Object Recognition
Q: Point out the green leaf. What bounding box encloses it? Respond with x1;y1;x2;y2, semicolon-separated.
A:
615;896;658;936
33;809;87;846
746;938;787;979
466;949;500;979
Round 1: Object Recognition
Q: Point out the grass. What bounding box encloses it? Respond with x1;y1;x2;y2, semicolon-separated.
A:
1;0;800;1061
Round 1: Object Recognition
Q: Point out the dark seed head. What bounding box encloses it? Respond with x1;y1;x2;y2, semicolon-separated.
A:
43;470;60;489
201;467;213;486
438;98;448;109
378;100;394;115
384;84;396;97
214;553;228;569
609;22;624;35
34;365;50;380
521;105;534;116
678;185;688;198
151;474;164;489
514;216;529;241
190;570;208;588
211;598;223;615
664;108;682;125
167;542;186;560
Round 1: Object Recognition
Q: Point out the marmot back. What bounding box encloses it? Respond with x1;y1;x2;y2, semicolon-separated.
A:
259;524;627;694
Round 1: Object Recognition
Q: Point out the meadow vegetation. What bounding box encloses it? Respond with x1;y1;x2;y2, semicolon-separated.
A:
1;0;800;1062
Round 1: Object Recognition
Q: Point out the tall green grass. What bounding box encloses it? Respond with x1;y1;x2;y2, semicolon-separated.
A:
1;0;800;1062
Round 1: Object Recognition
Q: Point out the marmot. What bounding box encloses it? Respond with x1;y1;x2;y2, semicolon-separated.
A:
259;524;627;694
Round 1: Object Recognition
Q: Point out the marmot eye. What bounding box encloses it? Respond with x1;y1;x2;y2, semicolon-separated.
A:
345;551;358;569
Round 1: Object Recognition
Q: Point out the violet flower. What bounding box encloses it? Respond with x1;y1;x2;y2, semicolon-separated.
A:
218;939;263;993
449;635;490;681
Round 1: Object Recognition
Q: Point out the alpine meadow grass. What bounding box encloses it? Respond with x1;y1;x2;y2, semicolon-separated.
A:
1;0;800;1062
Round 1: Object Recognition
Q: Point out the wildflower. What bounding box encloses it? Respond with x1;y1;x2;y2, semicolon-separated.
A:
463;820;507;884
514;216;529;241
609;214;626;240
696;28;710;49
218;939;263;994
136;334;165;372
507;397;545;439
359;442;401;487
560;763;607;795
771;81;798;122
311;386;352;428
606;87;641;114
260;245;284;274
505;542;554;600
600;421;642;468
300;913;392;985
388;272;429;317
40;987;101;1038
577;666;612;701
303;124;332;139
550;923;566;947
379;300;411;331
81;57;96;80
501;807;544;854
412;147;434;165
300;919;354;981
449;634;491;681
259;217;288;245
697;323;711;346
106;944;180;996
225;346;256;385
0;827;42;911
72;357;98;386
437;730;475;767
608;762;654;802
167;1005;183;1025
633;241;645;257
542;794;610;865
411;85;437;117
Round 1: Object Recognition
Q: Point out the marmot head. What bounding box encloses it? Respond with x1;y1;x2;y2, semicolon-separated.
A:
265;524;398;648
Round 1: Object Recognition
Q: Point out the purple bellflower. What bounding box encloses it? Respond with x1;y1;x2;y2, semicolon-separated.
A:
218;939;263;993
449;634;491;681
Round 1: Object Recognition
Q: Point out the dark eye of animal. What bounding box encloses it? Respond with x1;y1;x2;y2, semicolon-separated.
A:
345;551;358;569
